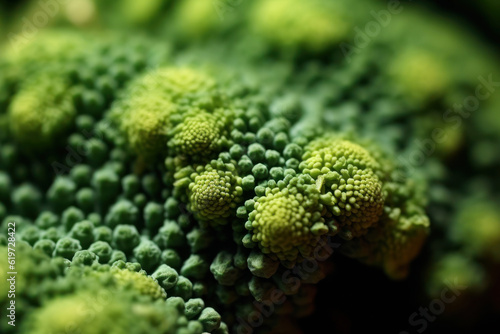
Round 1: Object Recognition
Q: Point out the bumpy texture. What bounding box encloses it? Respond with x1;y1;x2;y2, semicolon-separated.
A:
8;72;75;149
168;109;234;160
246;173;329;261
3;0;499;333
301;138;384;238
184;160;243;224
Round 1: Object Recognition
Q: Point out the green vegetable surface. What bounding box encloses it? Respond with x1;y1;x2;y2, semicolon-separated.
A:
1;1;499;333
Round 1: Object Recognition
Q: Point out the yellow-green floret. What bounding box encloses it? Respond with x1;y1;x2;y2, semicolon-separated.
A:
4;29;87;67
426;253;486;298
111;67;224;158
143;67;220;108
341;178;430;279
174;0;220;38
8;73;75;149
168;109;233;159
300;138;385;238
247;174;329;262
109;267;167;300
450;197;500;260
250;0;352;53
120;95;177;157
388;48;450;104
184;159;243;225
21;290;178;334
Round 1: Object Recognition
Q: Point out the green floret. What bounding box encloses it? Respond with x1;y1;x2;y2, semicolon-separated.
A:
111;67;223;158
245;174;330;262
112;224;141;254
12;184;42;218
153;264;180;291
341;178;430;279
198;307;222;332
168;109;234;160
4;30;86;67
109;266;167;300
180;159;243;225
0;242;222;333
53;237;82;259
210;251;242;285
33;239;56;256
133;240;162;272
91;168;121;205
105;199;139;228
300;138;385;238
173;0;221;39
69;220;95;249
450;197;500;260
388;48;450;104
154;221;185;249
88;241;113;263
21;290;178;334
0;172;11;203
149;67;219;107
8;72;75;149
425;253;486;299
47;177;77;212
250;0;354;53
120;95;176;157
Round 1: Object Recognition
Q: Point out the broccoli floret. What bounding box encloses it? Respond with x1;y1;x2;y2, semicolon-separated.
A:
388;48;450;104
210;251;242;285
8;72;75;149
33;239;56;256
68;220;95;249
88;241;113;263
47;177;77;212
341;176;430;279
173;0;221;39
245;174;329;262
111;67;222;158
133;239;162;272
12;184;42;218
181;159;243;225
425;253;486;299
21;290;176;334
198;307;222;332
108;265;167;300
168;109;234;160
105;199;139;228
451;197;500;260
53;237;82;259
250;0;355;53
120;95;176;157
112;224;141;254
300;138;385;238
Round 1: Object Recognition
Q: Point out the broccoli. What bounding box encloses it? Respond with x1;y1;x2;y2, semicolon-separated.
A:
245;173;329;263
2;0;499;333
0;29;430;331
